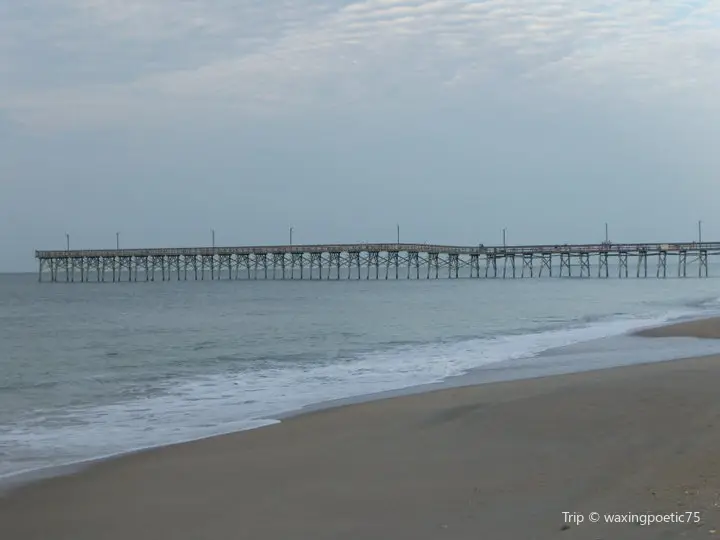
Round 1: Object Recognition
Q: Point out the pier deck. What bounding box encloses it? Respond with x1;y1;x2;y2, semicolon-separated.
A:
35;242;720;282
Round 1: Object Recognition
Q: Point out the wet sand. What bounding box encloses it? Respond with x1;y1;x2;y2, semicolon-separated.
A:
2;323;720;539
635;316;720;339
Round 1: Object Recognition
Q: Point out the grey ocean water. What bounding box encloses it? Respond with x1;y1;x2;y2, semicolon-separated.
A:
3;271;720;482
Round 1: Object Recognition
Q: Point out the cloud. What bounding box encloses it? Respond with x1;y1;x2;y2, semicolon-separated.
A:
2;0;720;130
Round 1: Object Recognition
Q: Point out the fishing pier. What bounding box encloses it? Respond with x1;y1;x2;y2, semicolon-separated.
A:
35;242;719;282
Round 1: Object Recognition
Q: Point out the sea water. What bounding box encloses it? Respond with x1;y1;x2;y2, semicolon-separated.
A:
2;272;720;482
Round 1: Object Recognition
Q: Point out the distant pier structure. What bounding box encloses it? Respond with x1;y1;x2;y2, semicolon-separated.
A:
35;242;719;283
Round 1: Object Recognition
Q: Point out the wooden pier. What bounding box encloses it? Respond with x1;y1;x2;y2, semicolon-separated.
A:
35;242;720;282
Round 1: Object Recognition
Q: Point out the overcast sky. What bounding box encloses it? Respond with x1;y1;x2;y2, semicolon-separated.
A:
2;0;720;272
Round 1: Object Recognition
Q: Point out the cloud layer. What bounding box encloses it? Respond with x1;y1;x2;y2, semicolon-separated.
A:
3;0;720;129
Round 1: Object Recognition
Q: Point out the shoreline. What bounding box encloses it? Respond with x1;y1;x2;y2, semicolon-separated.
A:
3;315;720;495
4;350;720;538
3;317;720;537
634;315;720;339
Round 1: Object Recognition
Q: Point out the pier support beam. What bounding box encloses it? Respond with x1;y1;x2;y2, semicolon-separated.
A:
699;249;708;277
522;254;533;278
485;254;497;278
618;252;628;278
656;251;667;278
348;252;360;279
502;254;516;278
309;253;320;280
260;254;269;279
579;253;590;278
271;253;282;279
409;252;420;279
288;253;299;279
470;253;480;278
679;251;687;277
367;252;379;280
559;253;571;277
637;251;648;278
329;252;341;280
386;252;399;279
539;253;552;277
598;252;609;278
428;253;439;279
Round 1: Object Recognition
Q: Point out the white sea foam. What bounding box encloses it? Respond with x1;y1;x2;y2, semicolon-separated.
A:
0;304;711;483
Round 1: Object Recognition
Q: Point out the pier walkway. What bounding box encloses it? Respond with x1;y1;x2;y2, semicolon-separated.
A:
35;242;720;282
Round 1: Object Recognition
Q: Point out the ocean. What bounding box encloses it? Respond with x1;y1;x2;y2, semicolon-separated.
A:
3;271;720;483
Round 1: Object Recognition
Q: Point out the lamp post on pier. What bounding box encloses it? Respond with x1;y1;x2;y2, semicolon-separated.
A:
698;220;703;244
212;229;215;249
397;224;400;245
116;232;120;251
290;227;293;246
502;228;506;249
66;233;70;252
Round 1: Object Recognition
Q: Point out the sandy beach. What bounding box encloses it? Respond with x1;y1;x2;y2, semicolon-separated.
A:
3;319;720;539
635;316;720;339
